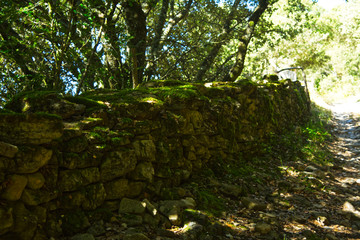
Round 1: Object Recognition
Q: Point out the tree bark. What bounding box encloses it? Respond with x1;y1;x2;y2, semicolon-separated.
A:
122;0;147;88
195;0;241;82
223;0;269;82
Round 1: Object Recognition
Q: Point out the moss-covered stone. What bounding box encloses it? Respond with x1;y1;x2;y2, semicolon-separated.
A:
0;113;63;145
58;167;100;192
61;152;100;169
133;140;156;161
1;174;28;201
15;146;52;174
5;91;85;119
104;178;129;200
0;206;13;235
82;183;106;210
10;202;38;240
26;172;45;190
21;188;58;206
100;150;137;181
63;135;88;153
0;141;18;158
130;161;155;182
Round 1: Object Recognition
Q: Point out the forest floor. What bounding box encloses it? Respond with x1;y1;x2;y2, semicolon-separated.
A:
66;99;360;240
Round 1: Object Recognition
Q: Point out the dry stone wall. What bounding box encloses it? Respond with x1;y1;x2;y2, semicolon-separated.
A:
0;80;310;239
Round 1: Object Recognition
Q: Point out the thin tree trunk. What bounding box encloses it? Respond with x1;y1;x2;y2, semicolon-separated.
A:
223;0;269;82
145;0;193;81
195;0;241;82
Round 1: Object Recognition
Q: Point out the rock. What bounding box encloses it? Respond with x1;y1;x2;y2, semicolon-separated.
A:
305;165;318;172
120;214;143;226
127;182;145;198
123;233;150;240
0;141;18;158
63;136;89;153
0;113;63;145
143;213;160;227
82;183;106;210
61;152;101;169
133;140;156;161
11;202;38;240
15;146;53;173
1;174;28;201
218;183;245;198
343;201;356;212
119;198;146;214
26;172;45;190
130;161;155;182
143;199;158;216
104;178;129;200
21;188;58;205
255;222;272;235
70;233;95;240
241;197;267;211
87;220;106;236
0;207;13;235
58;167;100;192
100;150;137;181
183;221;204;239
317;215;330;226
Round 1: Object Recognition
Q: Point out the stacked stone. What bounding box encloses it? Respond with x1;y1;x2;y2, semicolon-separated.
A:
0;80;310;239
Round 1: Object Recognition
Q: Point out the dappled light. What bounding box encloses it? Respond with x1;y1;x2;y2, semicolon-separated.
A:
2;0;360;239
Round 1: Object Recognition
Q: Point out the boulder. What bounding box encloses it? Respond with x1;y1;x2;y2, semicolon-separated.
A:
104;179;129;200
0;141;18;158
58;167;100;192
241;197;268;211
0;113;63;145
130;162;155;182
15;146;53;173
133;140;156;161
26;172;45;190
100;150;137;181
119;198;146;214
0;207;13;235
1;174;28;201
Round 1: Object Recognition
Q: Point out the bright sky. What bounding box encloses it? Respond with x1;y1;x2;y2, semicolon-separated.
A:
316;0;346;10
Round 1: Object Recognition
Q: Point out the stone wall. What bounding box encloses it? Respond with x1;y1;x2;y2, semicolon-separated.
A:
0;80;310;239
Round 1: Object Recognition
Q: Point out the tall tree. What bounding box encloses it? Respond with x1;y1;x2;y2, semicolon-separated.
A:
223;0;270;82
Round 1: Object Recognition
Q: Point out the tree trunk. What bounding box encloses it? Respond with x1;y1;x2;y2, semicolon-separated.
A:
223;0;269;82
195;0;241;82
122;0;147;88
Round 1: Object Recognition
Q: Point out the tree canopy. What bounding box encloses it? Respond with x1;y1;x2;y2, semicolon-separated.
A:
1;0;358;106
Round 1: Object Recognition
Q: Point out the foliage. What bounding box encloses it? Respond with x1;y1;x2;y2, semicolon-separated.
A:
3;0;324;106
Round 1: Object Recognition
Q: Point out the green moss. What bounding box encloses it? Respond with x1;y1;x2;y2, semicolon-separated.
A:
195;189;226;217
4;90;60;111
140;97;164;105
0;111;62;120
64;96;107;109
155;86;198;100
34;111;62;120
